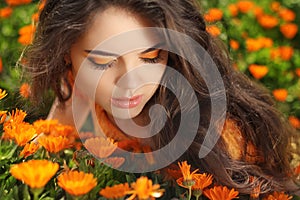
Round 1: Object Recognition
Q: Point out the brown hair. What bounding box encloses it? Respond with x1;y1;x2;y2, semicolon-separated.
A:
23;0;299;195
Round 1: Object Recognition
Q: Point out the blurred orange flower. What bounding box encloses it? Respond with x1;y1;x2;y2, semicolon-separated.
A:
203;186;239;200
99;183;130;199
0;7;13;18
248;64;268;79
296;68;300;77
246;38;263;52
127;176;165;200
20;142;40;158
18;25;36;45
206;25;221;37
263;191;292;200
57;171;97;196
84;137;118;158
237;1;254;13
10;160;59;188
31;12;39;22
273;89;288;102
270;2;281;12
39;135;71;153
19;83;31;98
278;9;296;22
288;116;300;129
0;88;7;100
5;0;32;6
228;4;238;17
229;39;239;50
253;6;263;18
257;14;278;29
258;37;273;48
204;8;223;22
279;46;294;61
280;23;298;39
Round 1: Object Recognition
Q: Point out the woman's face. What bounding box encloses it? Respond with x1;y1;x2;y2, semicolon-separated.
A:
70;7;168;119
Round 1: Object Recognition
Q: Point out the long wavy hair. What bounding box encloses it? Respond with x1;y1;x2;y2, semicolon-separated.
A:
23;0;299;195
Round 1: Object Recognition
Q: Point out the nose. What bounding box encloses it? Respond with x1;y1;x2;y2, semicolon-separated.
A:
114;55;142;90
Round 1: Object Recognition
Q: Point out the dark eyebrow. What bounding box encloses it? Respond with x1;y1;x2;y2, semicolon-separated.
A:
84;42;166;57
140;42;166;54
84;49;119;57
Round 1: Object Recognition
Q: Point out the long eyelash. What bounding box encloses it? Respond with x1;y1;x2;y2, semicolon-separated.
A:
87;57;115;70
140;50;163;64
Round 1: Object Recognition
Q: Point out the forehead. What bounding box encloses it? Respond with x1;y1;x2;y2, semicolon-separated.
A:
74;7;162;54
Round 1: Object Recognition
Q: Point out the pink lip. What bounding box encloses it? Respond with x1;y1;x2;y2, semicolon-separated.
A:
110;95;143;108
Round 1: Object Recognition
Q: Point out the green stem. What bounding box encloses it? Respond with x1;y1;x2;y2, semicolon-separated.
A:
188;186;192;200
31;187;44;200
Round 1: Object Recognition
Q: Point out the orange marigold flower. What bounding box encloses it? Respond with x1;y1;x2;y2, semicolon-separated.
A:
50;124;76;137
0;88;7;100
257;14;278;29
14;124;36;146
84;137;118;158
204;8;223;22
237;1;254;13
33;119;59;134
0;111;7;124
177;173;213;190
296;68;300;77
203;185;239;200
3;122;36;146
229;39;239;50
271;2;281;12
273;89;288;102
288;116;300;129
178;161;199;182
280;23;298;39
57;171;97;196
20;142;40;158
248;64;268;79
206;25;221;37
279;9;296;22
0;7;13;18
228;4;238;17
19;83;31;98
279;46;294;61
5;0;32;6
193;173;213;190
246;38;263;52
38;135;71;153
7;109;27;124
263;191;292;200
127;176;165;200
10;160;59;189
38;0;46;11
18;25;36;45
99;183;130;199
